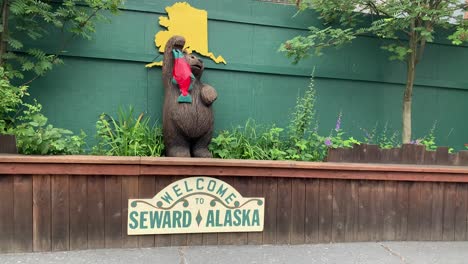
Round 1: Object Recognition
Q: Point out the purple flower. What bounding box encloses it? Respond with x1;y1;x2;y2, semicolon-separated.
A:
325;138;332;146
335;113;342;132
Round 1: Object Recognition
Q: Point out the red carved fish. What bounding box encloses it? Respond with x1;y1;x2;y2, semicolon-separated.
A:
172;49;195;103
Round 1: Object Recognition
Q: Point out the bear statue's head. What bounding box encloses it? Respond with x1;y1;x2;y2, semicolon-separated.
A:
184;53;204;79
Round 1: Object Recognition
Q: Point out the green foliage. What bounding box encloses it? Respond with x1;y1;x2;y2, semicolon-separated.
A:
281;0;468;143
0;0;124;155
418;122;438;151
325;113;360;149
282;0;468;63
210;75;332;162
210;120;287;160
0;67;85;154
10;100;86;155
92;106;164;157
3;0;124;79
0;67;27;131
361;123;400;149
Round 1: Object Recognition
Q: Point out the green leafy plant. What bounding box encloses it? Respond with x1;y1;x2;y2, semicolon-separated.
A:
361;122;400;149
280;0;468;143
284;74;328;161
0;0;124;154
10;100;86;155
0;68;86;154
418;122;438;151
92;106;164;157
210;120;287;160
325;112;360;149
210;75;330;162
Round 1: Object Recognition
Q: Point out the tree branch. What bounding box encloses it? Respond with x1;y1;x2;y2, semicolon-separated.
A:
0;0;9;66
19;6;103;87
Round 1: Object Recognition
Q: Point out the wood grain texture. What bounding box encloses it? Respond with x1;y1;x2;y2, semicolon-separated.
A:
290;178;306;245
87;176;105;249
14;175;33;252
69;176;88;250
105;176;122;248
51;175;69;251
276;178;291;245
318;180;333;243
0;175;14;253
305;179;319;243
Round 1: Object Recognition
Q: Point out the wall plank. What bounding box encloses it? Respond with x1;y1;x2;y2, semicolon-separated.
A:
14;175;33;252
51;175;70;251
87;176;105;249
105;176;123;248
69;176;88;250
0;175;14;253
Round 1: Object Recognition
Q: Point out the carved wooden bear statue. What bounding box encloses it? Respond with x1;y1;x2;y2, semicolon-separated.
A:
162;35;217;157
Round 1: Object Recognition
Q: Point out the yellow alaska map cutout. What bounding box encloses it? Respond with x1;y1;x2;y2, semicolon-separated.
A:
146;2;226;67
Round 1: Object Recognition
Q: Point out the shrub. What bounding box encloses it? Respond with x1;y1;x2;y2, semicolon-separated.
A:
92;106;164;156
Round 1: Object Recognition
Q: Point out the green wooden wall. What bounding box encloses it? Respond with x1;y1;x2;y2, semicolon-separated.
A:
27;0;468;149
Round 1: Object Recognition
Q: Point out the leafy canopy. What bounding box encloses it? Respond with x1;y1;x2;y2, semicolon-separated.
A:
280;0;468;63
0;0;124;154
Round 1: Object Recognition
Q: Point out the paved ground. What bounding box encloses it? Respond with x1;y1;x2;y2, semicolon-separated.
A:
1;242;468;264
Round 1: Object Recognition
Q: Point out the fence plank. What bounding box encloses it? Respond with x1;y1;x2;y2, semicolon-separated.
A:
33;175;51;252
370;181;384;241
290;178;306;245
442;183;456;241
365;145;380;163
390;148;402;163
305;179;319;243
262;177;277;244
0;175;14;253
383;181;397;241
436;147;450;165
121;176;139;248
69;175;88;250
395;182;409;241
247;177;263;245
357;180;371;241
276;178;292;244
14;175;33;252
344;181;359;242
318;180;333;243
454;184;467;241
424;151;436;165
430;183;444;241
105;175;122;248
51;175;69;251
88;176;105;249
332;180;347;242
458;151;468;166
407;182;420;241
419;182;433;241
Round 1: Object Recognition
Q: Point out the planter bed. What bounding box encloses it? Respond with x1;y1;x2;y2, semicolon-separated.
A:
0;155;468;253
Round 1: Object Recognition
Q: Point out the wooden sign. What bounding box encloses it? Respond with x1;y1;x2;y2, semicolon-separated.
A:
128;177;264;235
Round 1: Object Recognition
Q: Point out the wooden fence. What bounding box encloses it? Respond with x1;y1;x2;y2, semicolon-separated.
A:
327;144;468;166
1;155;468;253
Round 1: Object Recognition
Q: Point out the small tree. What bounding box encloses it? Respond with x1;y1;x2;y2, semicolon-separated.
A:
0;0;123;154
280;0;468;143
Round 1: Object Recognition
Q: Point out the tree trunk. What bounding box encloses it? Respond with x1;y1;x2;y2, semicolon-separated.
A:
0;0;9;66
402;35;417;143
